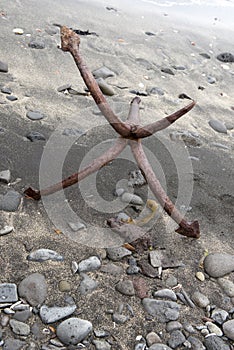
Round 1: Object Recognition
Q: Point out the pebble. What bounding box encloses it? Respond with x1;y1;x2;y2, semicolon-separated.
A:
161;67;175;75
204;252;234;277
223;319;234;340
1;86;12;94
0;283;18;302
0;225;13;236
56;317;93;345
79;273;98;295
0;190;21;212
207;75;216;84
94;329;110;337
142;299;180;322
149;250;162;268
211;308;228;324
166;321;182;332
92;66;115;79
138;259;159;278
2;337;26;350
173;65;186;70
217;277;234;297
191;291;210;308
0;169;11;183
26;131;46;141
68;221;86;231
13;309;32;322
153;289;177;301
101;263;123;275
106;247;131;261
26;110;45;121
39;304;76;323
204;334;230;350
146;332;162;346
217;52;234;63
168;330;186;348
148;87;165;96
9;319;30;336
18;273;47;306
57;83;72;92
112;312;128;324
92;339;111;350
187;336;205;350
96;78;115;96
206;321;223;336
78;256;101;273
28;39;45;49
58;280;71;292
0;61;8;73
128;169;146;187
165;275;178;288
114;188;125;197
116;212;131;223
121;192;144;205
116;280;135;296
13;28;24;35
6;95;18;101
199;53;211;59
27;248;64;262
208;120;227;134
196;271;205;281
148;345;172;350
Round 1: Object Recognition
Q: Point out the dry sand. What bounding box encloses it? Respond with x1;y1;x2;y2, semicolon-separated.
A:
0;0;233;348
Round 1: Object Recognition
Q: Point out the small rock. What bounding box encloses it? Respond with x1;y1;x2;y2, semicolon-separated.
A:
116;280;135;296
217;277;234;297
138;259;159;278
116;212;131;223
187;336;205;350
199;53;211;59
40;304;76;324
27;248;64;262
127;265;140;275
148;344;172;350
68;221;86;231
168;330;186;349
0;190;21;212
142;299;180;323
0;170;11;183
100;262;123;275
166;321;182;332
28;39;45;49
114;188;125;197
106;247;132;261
13;28;24;35
121;192;144;205
26;131;46;142
3;338;26;350
0;61;8;73
0;283;18;302
56;317;92;345
145;31;156;36
92;66;115;79
6;95;18;101
96;78;115;96
208;120;227;134
204;335;230;350
128;169;146;187
18;273;47;306
94;329;110;337
196;271;205;281
13;309;32;322
78;256;101;273
62;128;85;137
58;280;71;292
217;52;234;63
211;308;228;325
161;67;175;75
153;289;177;301
92;339;111;350
1;87;12;94
191;291;210;308
79;273;97;295
206;321;223;336
165;275;178;288
146;332;162;346
0;225;13;236
57;83;72;92
204;253;234;277
149;250;162;268
223;319;234;340
148;87;164;96
178;93;192;100
9;319;30;336
112;312;128;324
207;75;216;84
26;110;45;121
130;89;148;96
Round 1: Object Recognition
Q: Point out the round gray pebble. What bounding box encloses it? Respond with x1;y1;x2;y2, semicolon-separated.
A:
56;317;92;345
18;273;47;306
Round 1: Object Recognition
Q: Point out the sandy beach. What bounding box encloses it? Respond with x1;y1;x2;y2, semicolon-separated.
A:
0;0;234;348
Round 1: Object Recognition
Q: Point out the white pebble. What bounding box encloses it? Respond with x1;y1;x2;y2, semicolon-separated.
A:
196;272;205;281
13;28;24;35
